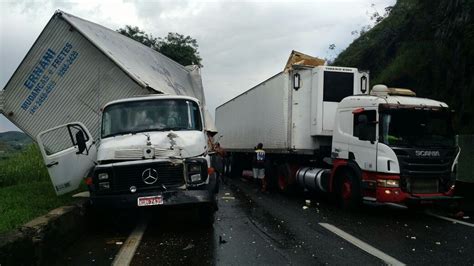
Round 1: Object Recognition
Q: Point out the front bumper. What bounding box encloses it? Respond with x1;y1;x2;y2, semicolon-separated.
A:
375;187;461;205
90;188;215;209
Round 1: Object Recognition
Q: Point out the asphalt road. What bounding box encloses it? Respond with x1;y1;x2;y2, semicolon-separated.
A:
54;177;474;265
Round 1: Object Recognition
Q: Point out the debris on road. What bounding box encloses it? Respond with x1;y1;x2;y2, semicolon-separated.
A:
219;235;227;244
182;243;194;251
222;196;236;200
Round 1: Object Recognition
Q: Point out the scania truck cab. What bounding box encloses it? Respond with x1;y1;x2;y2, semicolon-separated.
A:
37;95;218;221
329;85;460;207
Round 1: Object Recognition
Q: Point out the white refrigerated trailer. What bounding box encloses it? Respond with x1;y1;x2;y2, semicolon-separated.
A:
216;65;369;155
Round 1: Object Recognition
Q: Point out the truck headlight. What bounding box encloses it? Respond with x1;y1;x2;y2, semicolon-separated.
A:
188;164;202;173
377;179;399;188
98;173;109;180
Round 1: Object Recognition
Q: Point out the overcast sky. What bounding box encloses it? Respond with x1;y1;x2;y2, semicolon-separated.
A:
0;0;395;133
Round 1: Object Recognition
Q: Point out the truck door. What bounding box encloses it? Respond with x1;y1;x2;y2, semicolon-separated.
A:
37;122;96;195
350;109;377;172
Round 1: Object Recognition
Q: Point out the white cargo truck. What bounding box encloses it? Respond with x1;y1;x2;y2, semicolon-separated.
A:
216;55;460;208
0;10;218;221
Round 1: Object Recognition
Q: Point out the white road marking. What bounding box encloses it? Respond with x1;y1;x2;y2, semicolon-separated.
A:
72;191;90;198
319;223;405;266
112;218;148;266
425;211;474;228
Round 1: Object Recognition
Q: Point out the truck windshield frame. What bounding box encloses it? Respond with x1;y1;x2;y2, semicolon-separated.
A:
379;106;455;148
101;99;202;138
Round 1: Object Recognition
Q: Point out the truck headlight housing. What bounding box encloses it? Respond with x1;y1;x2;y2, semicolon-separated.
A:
186;159;208;184
377;179;399;188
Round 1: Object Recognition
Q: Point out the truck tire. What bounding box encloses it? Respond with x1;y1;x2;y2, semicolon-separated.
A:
198;203;216;227
230;154;243;178
335;169;361;210
277;164;290;192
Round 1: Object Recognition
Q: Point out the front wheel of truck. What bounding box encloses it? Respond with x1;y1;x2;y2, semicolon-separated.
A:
335;169;361;210
198;203;216;227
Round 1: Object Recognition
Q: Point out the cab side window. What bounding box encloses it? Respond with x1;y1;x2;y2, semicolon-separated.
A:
353;110;376;141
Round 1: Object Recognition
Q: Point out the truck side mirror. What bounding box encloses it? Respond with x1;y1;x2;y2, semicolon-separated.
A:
75;130;87;154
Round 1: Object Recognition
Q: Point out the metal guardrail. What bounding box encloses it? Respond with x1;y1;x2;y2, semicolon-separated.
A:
457;134;474;183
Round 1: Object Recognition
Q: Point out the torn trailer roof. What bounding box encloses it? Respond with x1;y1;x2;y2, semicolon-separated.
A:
0;10;207;140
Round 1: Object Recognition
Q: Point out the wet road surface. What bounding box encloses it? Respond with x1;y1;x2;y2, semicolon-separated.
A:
54;177;474;265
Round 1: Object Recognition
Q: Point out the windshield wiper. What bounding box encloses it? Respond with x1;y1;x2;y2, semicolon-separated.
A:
160;127;187;131
103;131;133;138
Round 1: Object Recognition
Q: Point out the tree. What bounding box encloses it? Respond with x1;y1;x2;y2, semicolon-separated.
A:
158;33;202;67
117;25;158;49
117;26;202;67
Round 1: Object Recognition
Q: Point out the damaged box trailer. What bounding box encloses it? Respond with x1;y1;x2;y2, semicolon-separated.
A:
0;11;218;220
0;10;207;141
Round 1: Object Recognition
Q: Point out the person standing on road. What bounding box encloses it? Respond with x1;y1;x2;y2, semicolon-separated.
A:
252;143;266;192
215;143;228;184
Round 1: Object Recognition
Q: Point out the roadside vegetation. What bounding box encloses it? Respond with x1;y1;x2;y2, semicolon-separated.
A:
0;143;79;233
333;0;474;134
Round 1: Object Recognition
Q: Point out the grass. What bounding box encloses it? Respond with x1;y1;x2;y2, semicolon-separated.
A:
0;181;78;233
0;144;49;187
0;144;84;233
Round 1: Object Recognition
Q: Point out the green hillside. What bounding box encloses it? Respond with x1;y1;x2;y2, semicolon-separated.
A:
0;131;32;159
334;0;474;133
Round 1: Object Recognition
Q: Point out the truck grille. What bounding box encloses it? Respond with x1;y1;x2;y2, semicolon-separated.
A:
407;178;439;194
393;148;457;193
111;162;185;193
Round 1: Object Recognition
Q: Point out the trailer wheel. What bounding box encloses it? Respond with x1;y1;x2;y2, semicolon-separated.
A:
336;170;361;210
230;154;242;178
277;164;290;192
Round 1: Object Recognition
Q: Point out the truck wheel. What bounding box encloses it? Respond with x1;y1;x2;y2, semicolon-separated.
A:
336;170;361;210
198;204;216;227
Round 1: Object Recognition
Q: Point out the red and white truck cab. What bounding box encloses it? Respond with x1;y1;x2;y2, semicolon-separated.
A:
329;85;460;207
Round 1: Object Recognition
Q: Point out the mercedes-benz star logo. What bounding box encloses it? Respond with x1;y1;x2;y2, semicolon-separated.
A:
142;168;158;185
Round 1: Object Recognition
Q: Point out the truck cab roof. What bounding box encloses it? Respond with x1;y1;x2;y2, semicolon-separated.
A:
103;94;200;109
338;94;449;110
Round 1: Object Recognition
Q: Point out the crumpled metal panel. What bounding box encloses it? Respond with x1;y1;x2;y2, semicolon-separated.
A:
60;11;205;104
1;13;145;141
0;90;4;113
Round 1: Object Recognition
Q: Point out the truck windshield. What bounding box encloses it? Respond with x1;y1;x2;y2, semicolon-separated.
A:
379;108;455;148
101;99;202;138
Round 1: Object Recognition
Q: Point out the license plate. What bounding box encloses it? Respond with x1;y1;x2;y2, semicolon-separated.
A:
137;195;163;206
